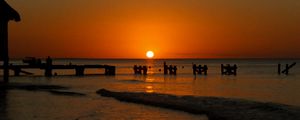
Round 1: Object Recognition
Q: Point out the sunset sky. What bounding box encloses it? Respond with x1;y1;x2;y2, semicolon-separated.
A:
7;0;300;59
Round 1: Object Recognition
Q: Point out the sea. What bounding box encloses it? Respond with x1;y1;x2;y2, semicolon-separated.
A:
1;59;300;120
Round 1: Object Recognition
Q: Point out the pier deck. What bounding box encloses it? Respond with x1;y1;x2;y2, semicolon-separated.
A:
0;64;116;76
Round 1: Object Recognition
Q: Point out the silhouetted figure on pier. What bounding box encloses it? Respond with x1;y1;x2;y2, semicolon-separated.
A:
0;0;20;83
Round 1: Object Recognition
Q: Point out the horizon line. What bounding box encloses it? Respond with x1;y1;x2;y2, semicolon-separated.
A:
10;57;300;60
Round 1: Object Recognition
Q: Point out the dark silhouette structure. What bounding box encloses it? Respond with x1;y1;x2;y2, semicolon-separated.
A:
171;66;177;75
0;0;21;83
133;65;148;75
22;57;42;66
163;62;177;75
193;64;208;75
1;57;116;76
45;56;53;77
278;62;296;75
221;64;237;75
163;62;168;75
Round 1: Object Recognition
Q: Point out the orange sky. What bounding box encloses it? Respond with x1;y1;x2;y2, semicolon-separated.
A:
7;0;300;59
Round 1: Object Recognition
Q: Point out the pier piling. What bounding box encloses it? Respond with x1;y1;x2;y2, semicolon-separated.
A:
278;64;281;75
0;0;21;83
133;65;148;75
193;64;208;75
221;64;237;75
1;58;116;77
163;62;177;75
279;62;296;75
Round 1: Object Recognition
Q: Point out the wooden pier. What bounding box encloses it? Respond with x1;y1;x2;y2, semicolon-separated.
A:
0;64;116;76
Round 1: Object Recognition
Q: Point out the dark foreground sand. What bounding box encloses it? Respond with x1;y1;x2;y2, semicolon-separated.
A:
97;89;300;120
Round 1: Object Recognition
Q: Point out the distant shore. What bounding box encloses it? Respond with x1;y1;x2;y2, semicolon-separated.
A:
98;89;300;120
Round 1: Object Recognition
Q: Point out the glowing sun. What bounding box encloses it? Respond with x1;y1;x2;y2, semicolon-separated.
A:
146;51;154;58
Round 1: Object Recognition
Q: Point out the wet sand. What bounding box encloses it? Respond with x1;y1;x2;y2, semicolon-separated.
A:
97;89;300;120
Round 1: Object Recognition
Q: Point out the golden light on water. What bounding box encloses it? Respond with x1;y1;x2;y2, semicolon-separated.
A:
145;85;154;93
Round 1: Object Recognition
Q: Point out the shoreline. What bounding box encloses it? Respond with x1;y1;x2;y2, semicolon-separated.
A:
97;89;300;120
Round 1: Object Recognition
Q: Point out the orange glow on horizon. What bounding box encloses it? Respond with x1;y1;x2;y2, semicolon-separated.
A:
7;0;300;59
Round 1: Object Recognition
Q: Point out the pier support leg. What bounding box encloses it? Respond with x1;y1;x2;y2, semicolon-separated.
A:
278;64;281;75
221;64;224;75
285;64;289;75
75;67;85;76
45;68;52;77
14;68;21;76
3;58;9;82
105;66;116;75
1;21;9;83
163;62;168;75
45;56;53;77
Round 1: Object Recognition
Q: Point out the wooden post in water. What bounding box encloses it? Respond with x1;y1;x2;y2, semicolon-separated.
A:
278;64;281;75
105;66;116;75
13;67;21;76
278;62;296;75
75;66;85;76
193;64;208;75
193;64;197;75
163;62;168;75
0;0;21;83
285;64;289;75
45;56;53;77
221;64;224;75
221;64;237;75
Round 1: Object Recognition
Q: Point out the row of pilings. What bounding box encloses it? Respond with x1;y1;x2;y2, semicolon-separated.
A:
133;62;296;76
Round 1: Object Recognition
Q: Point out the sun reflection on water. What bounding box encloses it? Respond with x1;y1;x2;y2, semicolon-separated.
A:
145;78;155;83
145;85;154;93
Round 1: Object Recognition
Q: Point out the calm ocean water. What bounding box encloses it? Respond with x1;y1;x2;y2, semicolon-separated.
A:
1;59;300;120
